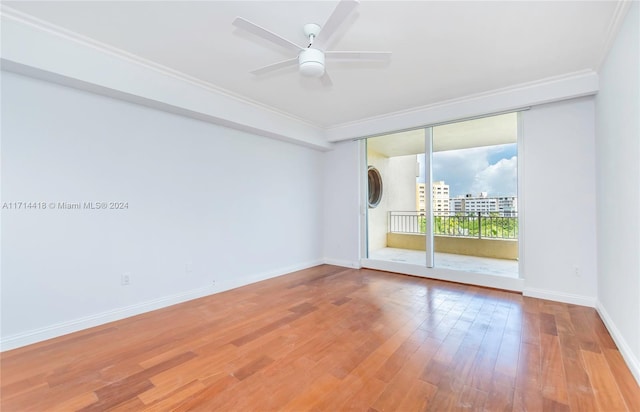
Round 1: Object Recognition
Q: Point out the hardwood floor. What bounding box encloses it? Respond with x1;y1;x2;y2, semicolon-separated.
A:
2;265;638;411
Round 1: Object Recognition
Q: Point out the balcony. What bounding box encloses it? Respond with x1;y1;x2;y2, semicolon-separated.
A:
369;211;519;278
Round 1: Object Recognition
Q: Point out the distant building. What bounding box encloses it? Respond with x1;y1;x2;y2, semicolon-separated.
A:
416;181;449;215
416;183;426;213
452;193;517;215
416;183;516;216
497;196;518;216
432;181;450;215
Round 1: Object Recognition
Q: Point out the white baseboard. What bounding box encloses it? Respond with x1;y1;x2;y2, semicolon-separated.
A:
0;285;214;351
596;302;640;386
222;259;325;290
522;287;596;307
323;258;361;269
0;259;324;352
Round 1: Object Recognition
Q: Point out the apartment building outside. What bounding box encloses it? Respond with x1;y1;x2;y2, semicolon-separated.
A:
416;181;450;215
452;193;518;215
416;183;426;213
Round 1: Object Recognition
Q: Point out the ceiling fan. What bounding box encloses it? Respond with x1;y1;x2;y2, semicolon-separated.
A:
232;0;391;86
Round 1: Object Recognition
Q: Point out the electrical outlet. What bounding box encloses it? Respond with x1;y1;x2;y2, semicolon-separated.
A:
186;263;193;274
573;266;580;278
212;280;216;287
121;272;131;286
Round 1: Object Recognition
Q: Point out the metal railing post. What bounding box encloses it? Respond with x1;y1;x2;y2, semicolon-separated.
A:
478;211;482;239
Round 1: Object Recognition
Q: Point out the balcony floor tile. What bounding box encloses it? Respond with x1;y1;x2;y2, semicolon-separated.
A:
369;247;519;278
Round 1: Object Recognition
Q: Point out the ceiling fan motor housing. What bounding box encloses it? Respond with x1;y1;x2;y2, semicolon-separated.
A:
299;48;325;77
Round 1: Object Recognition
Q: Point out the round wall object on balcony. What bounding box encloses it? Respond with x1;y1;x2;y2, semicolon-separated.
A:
368;166;383;208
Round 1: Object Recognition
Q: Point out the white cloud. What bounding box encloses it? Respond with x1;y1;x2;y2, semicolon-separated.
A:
470;156;517;196
430;144;517;197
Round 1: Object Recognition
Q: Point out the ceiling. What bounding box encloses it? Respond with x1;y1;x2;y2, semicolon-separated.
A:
4;1;621;128
367;112;517;157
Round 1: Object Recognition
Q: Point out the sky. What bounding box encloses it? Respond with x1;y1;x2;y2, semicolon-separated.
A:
418;143;517;198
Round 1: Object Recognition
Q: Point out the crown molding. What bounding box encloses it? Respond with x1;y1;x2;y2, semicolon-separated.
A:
326;70;599;142
0;5;319;130
0;4;608;148
596;0;633;71
0;5;331;151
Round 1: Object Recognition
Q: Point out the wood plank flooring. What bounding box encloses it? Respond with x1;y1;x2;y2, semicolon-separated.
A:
1;265;639;411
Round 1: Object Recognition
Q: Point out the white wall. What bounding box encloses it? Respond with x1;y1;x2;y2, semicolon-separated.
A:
1;71;324;349
365;152;418;252
322;140;361;268
520;97;598;305
387;156;419;212
595;1;640;383
2;11;330;150
365;150;389;252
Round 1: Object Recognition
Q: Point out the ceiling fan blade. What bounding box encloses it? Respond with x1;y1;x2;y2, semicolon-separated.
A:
314;0;359;49
233;17;302;54
320;72;333;87
325;51;392;60
250;58;298;76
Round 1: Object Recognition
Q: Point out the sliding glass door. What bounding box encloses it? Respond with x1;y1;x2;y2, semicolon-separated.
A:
365;112;520;280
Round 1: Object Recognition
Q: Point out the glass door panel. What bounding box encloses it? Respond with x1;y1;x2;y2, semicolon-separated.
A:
366;129;428;266
431;113;519;277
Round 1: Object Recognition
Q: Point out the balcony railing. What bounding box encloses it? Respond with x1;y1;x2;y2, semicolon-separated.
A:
389;210;518;239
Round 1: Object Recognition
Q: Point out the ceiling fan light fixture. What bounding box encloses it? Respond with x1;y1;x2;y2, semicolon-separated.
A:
235;0;389;85
299;48;325;77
